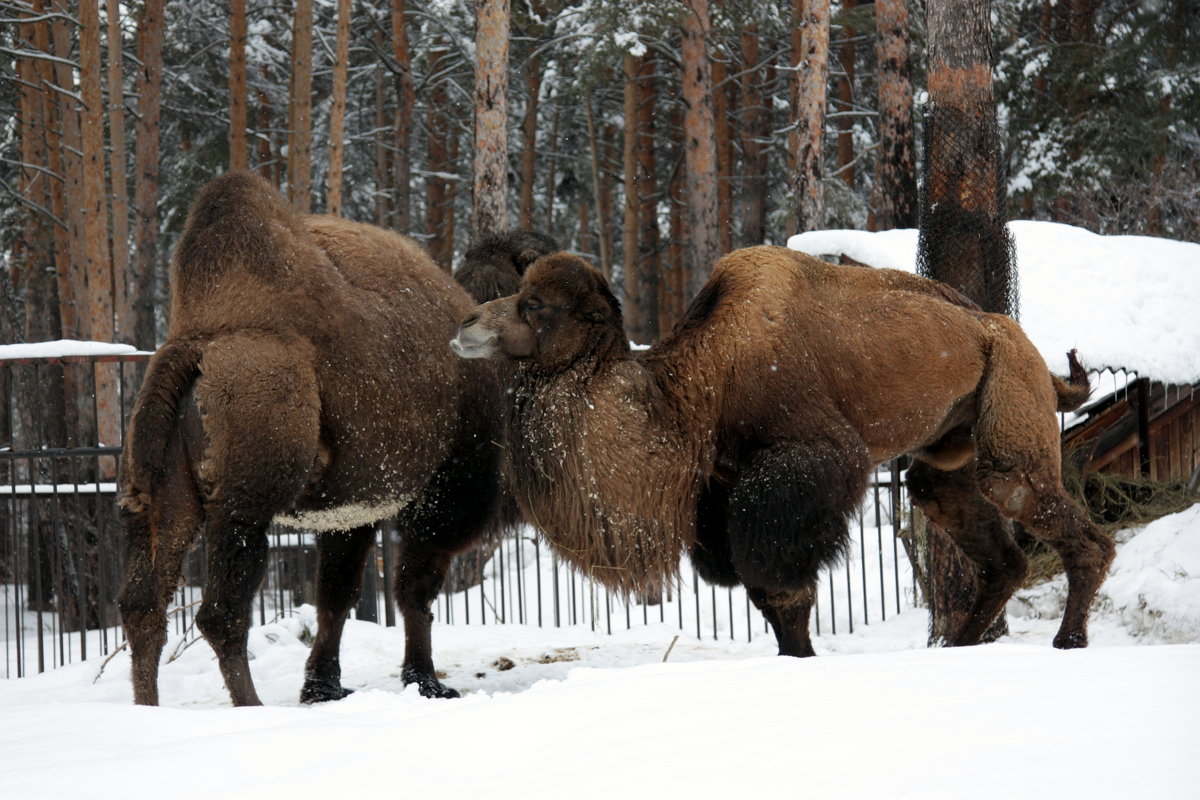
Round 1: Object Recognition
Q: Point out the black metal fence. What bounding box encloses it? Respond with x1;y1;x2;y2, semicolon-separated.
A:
1;350;927;678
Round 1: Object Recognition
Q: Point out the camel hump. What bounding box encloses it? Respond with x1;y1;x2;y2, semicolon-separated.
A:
121;338;205;505
1053;349;1091;412
173;170;303;291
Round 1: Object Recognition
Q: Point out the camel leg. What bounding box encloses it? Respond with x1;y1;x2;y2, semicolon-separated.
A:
972;332;1115;648
300;525;376;704
747;586;817;658
978;469;1113;649
194;507;270;707
117;435;202;706
394;538;458;698
907;459;1028;647
394;434;504;699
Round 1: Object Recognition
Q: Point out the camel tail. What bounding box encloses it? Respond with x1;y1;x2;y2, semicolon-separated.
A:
1053;349;1091;412
120;339;204;515
172;170;297;292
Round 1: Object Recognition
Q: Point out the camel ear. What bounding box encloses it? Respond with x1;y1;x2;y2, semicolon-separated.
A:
515;248;542;273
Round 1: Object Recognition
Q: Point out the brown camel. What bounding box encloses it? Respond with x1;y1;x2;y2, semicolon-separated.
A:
117;171;521;706
451;246;1115;655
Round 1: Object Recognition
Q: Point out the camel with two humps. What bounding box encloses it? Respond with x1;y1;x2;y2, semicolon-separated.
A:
451;246;1114;656
117;172;550;706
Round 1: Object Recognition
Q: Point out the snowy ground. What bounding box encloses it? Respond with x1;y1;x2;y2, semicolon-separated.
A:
1;504;1197;799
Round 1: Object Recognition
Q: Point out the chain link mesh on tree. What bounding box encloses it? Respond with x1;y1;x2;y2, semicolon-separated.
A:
916;0;1017;647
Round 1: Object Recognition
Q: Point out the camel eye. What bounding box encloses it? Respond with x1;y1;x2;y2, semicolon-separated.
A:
524;298;542;312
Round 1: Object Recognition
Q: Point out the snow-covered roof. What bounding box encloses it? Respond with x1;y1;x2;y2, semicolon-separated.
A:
787;221;1200;385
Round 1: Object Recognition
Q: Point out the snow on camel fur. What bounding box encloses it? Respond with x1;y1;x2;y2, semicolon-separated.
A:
452;246;1114;654
118;171;508;706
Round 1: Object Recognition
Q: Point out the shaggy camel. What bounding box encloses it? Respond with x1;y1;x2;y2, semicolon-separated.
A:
456;229;560;302
117;171;522;706
452;247;1115;654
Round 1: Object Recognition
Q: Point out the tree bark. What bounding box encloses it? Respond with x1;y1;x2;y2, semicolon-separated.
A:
288;0;313;212
327;0;351;215
680;0;720;300
229;0;249;170
518;62;541;229
835;0;857;189
543;94;560;238
871;0;918;230
919;0;1015;646
106;0;132;344
791;0;831;233
473;0;510;239
712;52;733;255
622;52;660;344
584;93;611;278
132;0;163;349
391;0;415;232
737;27;768;246
50;0;84;339
425;42;452;267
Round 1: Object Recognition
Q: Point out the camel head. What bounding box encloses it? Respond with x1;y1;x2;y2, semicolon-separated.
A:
454;229;561;303
451;252;626;370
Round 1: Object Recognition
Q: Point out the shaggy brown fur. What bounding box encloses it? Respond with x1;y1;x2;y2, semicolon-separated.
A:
452;246;1115;654
455;229;560;302
118;171;509;706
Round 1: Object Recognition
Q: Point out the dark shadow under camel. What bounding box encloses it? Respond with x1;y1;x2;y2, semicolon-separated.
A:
117;171;557;706
452;247;1115;656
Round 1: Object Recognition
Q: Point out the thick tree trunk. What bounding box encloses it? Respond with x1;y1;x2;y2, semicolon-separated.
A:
327;0;351;215
257;65;276;184
106;0;132;345
737;28;768;246
229;0;249;170
791;0;831;233
391;0;414;231
473;0;510;238
680;0;720;300
374;26;391;227
918;0;1015;647
132;0;163;350
288;0;313;212
871;0;918;230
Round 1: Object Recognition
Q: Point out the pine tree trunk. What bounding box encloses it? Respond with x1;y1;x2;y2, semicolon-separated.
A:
835;0;857;188
50;0;85;339
680;0;720;300
132;0;163;350
426;43;452;267
288;0;313;212
622;52;660;344
106;0;132;346
229;0;249;170
871;0;917;230
391;0;415;232
584;95;611;278
791;0;831;233
327;0;351;215
473;0;510;238
518;62;541;229
712;53;733;255
919;0;1014;647
543;94;560;238
738;28;768;246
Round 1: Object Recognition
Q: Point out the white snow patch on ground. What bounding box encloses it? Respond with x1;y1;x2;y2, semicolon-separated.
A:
0;340;146;359
2;504;1199;799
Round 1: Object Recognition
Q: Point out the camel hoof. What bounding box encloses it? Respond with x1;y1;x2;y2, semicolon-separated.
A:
300;677;355;704
1053;630;1088;650
403;668;460;699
